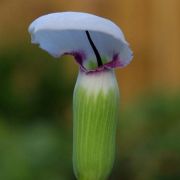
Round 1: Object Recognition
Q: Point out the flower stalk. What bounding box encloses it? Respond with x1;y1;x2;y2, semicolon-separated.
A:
73;70;119;180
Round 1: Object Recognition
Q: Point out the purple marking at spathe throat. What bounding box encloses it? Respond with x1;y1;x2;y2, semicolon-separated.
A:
83;53;125;74
64;52;124;74
104;54;124;69
64;51;87;71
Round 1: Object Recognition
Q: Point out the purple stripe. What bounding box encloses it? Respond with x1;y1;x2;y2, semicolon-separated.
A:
63;52;125;74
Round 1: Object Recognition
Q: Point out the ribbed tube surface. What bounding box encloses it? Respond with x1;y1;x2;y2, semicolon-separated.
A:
73;70;119;180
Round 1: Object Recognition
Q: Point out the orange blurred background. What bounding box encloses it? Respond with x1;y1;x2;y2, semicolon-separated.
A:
0;0;180;102
0;0;179;180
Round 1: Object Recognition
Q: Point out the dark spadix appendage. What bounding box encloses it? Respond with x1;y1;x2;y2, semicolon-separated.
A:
85;31;103;67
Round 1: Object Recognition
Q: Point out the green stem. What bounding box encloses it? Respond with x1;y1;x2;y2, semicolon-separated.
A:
73;70;119;180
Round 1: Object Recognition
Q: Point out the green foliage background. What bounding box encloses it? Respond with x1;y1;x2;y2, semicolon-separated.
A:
0;46;179;180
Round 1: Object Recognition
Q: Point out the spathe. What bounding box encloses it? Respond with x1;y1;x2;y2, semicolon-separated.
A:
29;12;133;71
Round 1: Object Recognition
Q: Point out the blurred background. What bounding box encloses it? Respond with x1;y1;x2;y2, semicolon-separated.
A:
0;0;179;179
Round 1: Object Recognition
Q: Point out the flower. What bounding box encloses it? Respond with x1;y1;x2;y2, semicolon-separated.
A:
29;12;133;180
28;12;132;72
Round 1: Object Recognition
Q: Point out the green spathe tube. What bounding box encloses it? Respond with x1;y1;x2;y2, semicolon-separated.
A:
73;69;119;180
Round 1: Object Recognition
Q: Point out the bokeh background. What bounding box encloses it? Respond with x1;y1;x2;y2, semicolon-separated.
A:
0;0;179;179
